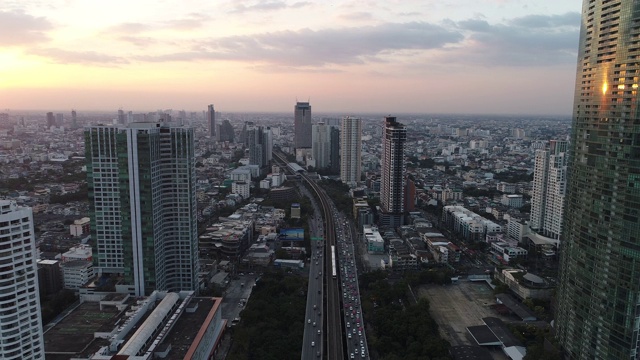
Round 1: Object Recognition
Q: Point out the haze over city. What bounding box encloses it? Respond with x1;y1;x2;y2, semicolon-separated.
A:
1;0;581;115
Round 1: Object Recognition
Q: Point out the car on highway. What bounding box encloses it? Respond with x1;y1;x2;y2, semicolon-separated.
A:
308;319;311;324
311;341;315;347
350;353;354;359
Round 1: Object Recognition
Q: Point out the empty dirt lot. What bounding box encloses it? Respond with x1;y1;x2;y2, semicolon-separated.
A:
417;280;508;347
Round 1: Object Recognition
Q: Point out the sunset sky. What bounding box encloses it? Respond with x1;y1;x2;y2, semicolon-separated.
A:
0;0;582;115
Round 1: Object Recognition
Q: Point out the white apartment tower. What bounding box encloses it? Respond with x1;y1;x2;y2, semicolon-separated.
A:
85;122;199;296
530;140;568;240
0;201;44;360
340;116;362;187
312;122;331;169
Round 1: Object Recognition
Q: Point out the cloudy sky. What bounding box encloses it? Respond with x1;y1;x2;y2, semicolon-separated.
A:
0;0;582;115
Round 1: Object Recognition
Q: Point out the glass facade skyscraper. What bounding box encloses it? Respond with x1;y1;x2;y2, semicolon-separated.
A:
556;1;640;358
85;121;199;296
294;102;312;149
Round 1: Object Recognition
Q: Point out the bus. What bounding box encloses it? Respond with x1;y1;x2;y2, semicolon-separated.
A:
331;245;337;279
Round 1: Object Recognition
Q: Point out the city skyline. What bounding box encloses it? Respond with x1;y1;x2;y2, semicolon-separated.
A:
1;0;580;115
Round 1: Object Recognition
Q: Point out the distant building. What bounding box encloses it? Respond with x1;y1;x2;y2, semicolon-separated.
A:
496;182;516;194
61;260;94;290
294;102;312;149
329;126;341;174
69;217;91;236
216;119;235;142
530;140;568;240
61;244;92;262
207;104;215;137
379;116;406;228
46;111;55;128
364;225;384;254
232;181;250;199
311;122;331;169
38;259;63;297
340;116;362;187
501;194;523;208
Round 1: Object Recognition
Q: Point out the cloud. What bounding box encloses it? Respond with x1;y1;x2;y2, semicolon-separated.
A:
29;48;128;66
229;1;312;14
136;22;464;67
439;12;581;67
105;22;150;34
509;12;581;28
338;12;374;22
0;10;52;46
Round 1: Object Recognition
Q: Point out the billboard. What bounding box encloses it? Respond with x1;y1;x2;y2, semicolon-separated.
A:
280;228;305;241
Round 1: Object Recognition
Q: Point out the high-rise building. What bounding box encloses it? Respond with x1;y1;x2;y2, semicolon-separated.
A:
117;109;125;125
0;201;45;360
207;104;215;137
248;125;272;170
379;116;406;228
329;126;340;174
294;101;312;149
85;122;199;296
46;112;55;128
556;1;640;358
216;119;235;143
529;140;568;240
340;116;362;187
312;122;331;169
71;109;77;128
56;113;64;126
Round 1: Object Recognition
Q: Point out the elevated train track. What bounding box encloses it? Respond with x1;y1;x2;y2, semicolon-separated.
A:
273;151;344;360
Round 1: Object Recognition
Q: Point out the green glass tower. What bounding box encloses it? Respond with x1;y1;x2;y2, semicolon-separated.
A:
85;121;199;296
556;1;640;358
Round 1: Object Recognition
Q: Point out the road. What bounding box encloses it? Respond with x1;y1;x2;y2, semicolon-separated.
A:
274;151;344;360
301;209;325;360
334;210;370;360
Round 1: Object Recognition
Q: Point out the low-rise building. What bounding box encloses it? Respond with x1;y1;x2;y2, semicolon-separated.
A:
61;260;94;290
61;244;92;262
363;225;384;254
70;217;90;236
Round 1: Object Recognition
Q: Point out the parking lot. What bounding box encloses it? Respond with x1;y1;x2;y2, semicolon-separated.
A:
417;280;507;347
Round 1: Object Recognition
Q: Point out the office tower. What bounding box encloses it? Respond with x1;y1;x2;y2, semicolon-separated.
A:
207;104;215;137
265;126;273;162
55;113;64;126
322;117;341;126
294;101;312;149
329;126;340;174
71;109;77;128
529;140;568;240
340;116;362;186
240;121;254;147
379;116;406;228
117;109;125;125
46;112;55;128
0;201;45;360
312;122;331;169
127;111;133;125
85;122;199;296
248;126;272;169
556;1;640;358
217;119;235;143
